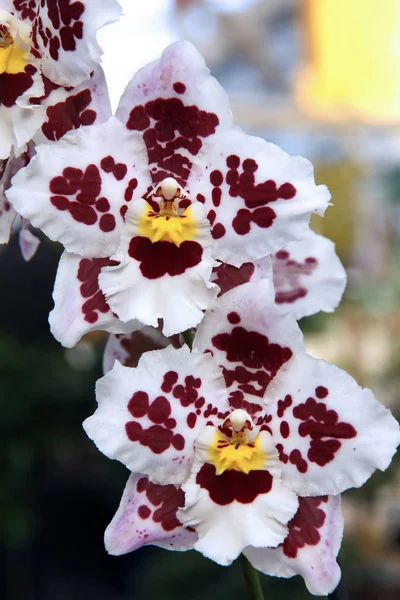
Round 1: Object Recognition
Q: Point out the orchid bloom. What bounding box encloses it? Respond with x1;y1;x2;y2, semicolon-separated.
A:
83;279;399;595
0;0;121;158
8;41;330;343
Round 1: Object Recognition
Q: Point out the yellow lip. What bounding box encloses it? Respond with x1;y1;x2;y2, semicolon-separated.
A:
0;25;29;75
139;202;197;247
207;429;266;475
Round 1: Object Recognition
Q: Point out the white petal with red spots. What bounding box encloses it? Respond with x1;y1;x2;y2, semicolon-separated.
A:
212;233;346;321
29;0;122;87
0;10;45;158
178;429;298;565
211;257;272;297
0;192;16;243
49;251;141;348
116;40;232;188
103;328;174;374
0;157;17;242
187;129;330;267
0;146;34;243
266;352;400;496
98;199;218;336
8;117;151;258
105;473;196;556
244;495;343;596
83;345;230;486
272;231;346;319
34;66;112;145
194;280;304;415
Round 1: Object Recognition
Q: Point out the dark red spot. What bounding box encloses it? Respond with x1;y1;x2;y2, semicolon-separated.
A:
227;312;241;324
49;163;104;226
214;157;298;235
213;262;255;296
278;183;296;199
100;155;127;180
280;421;290;438
210;170;223;186
100;156;114;172
128;237;203;279
136;477;148;493
207;210;216;225
126;105;151;131
172;434;185;451
113;163;127;181
127;97;219;186
99;214;116;232
178;198;190;210
196;463;272;505
128;391;149;418
282;497;328;558
79;163;101;202
77;256;118;325
0;66;36;108
138;505;151;519
68;203;97;225
251;206;276;228
173;82;186;94
124;178;138;201
161;371;179;393
148;396;172;424
50;195;69;210
315;386;328;399
289;449;308;473
293;397;357;468
211;187;222;207
242;159;258;172
96;197;110;212
41;88;96;141
276;443;288;463
212;327;292;397
277;395;292;418
211;223;226;239
187;412;197;429
126;422;173;454
273;250;318;304
226;155;240;169
144;480;185;531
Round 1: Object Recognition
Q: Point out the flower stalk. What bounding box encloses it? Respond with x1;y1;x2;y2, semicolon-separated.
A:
240;554;264;600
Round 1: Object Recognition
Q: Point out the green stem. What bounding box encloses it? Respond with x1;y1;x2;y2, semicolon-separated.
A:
240;555;264;600
182;328;195;350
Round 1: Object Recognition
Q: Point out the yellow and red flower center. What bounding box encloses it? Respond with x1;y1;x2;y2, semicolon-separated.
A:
0;23;28;75
207;409;266;475
139;177;197;246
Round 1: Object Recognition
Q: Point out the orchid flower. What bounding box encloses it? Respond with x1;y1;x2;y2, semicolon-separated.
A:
0;0;121;158
8;41;330;342
83;279;399;595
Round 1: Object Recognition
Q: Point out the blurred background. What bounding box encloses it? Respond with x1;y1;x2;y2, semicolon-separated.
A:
2;0;400;598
